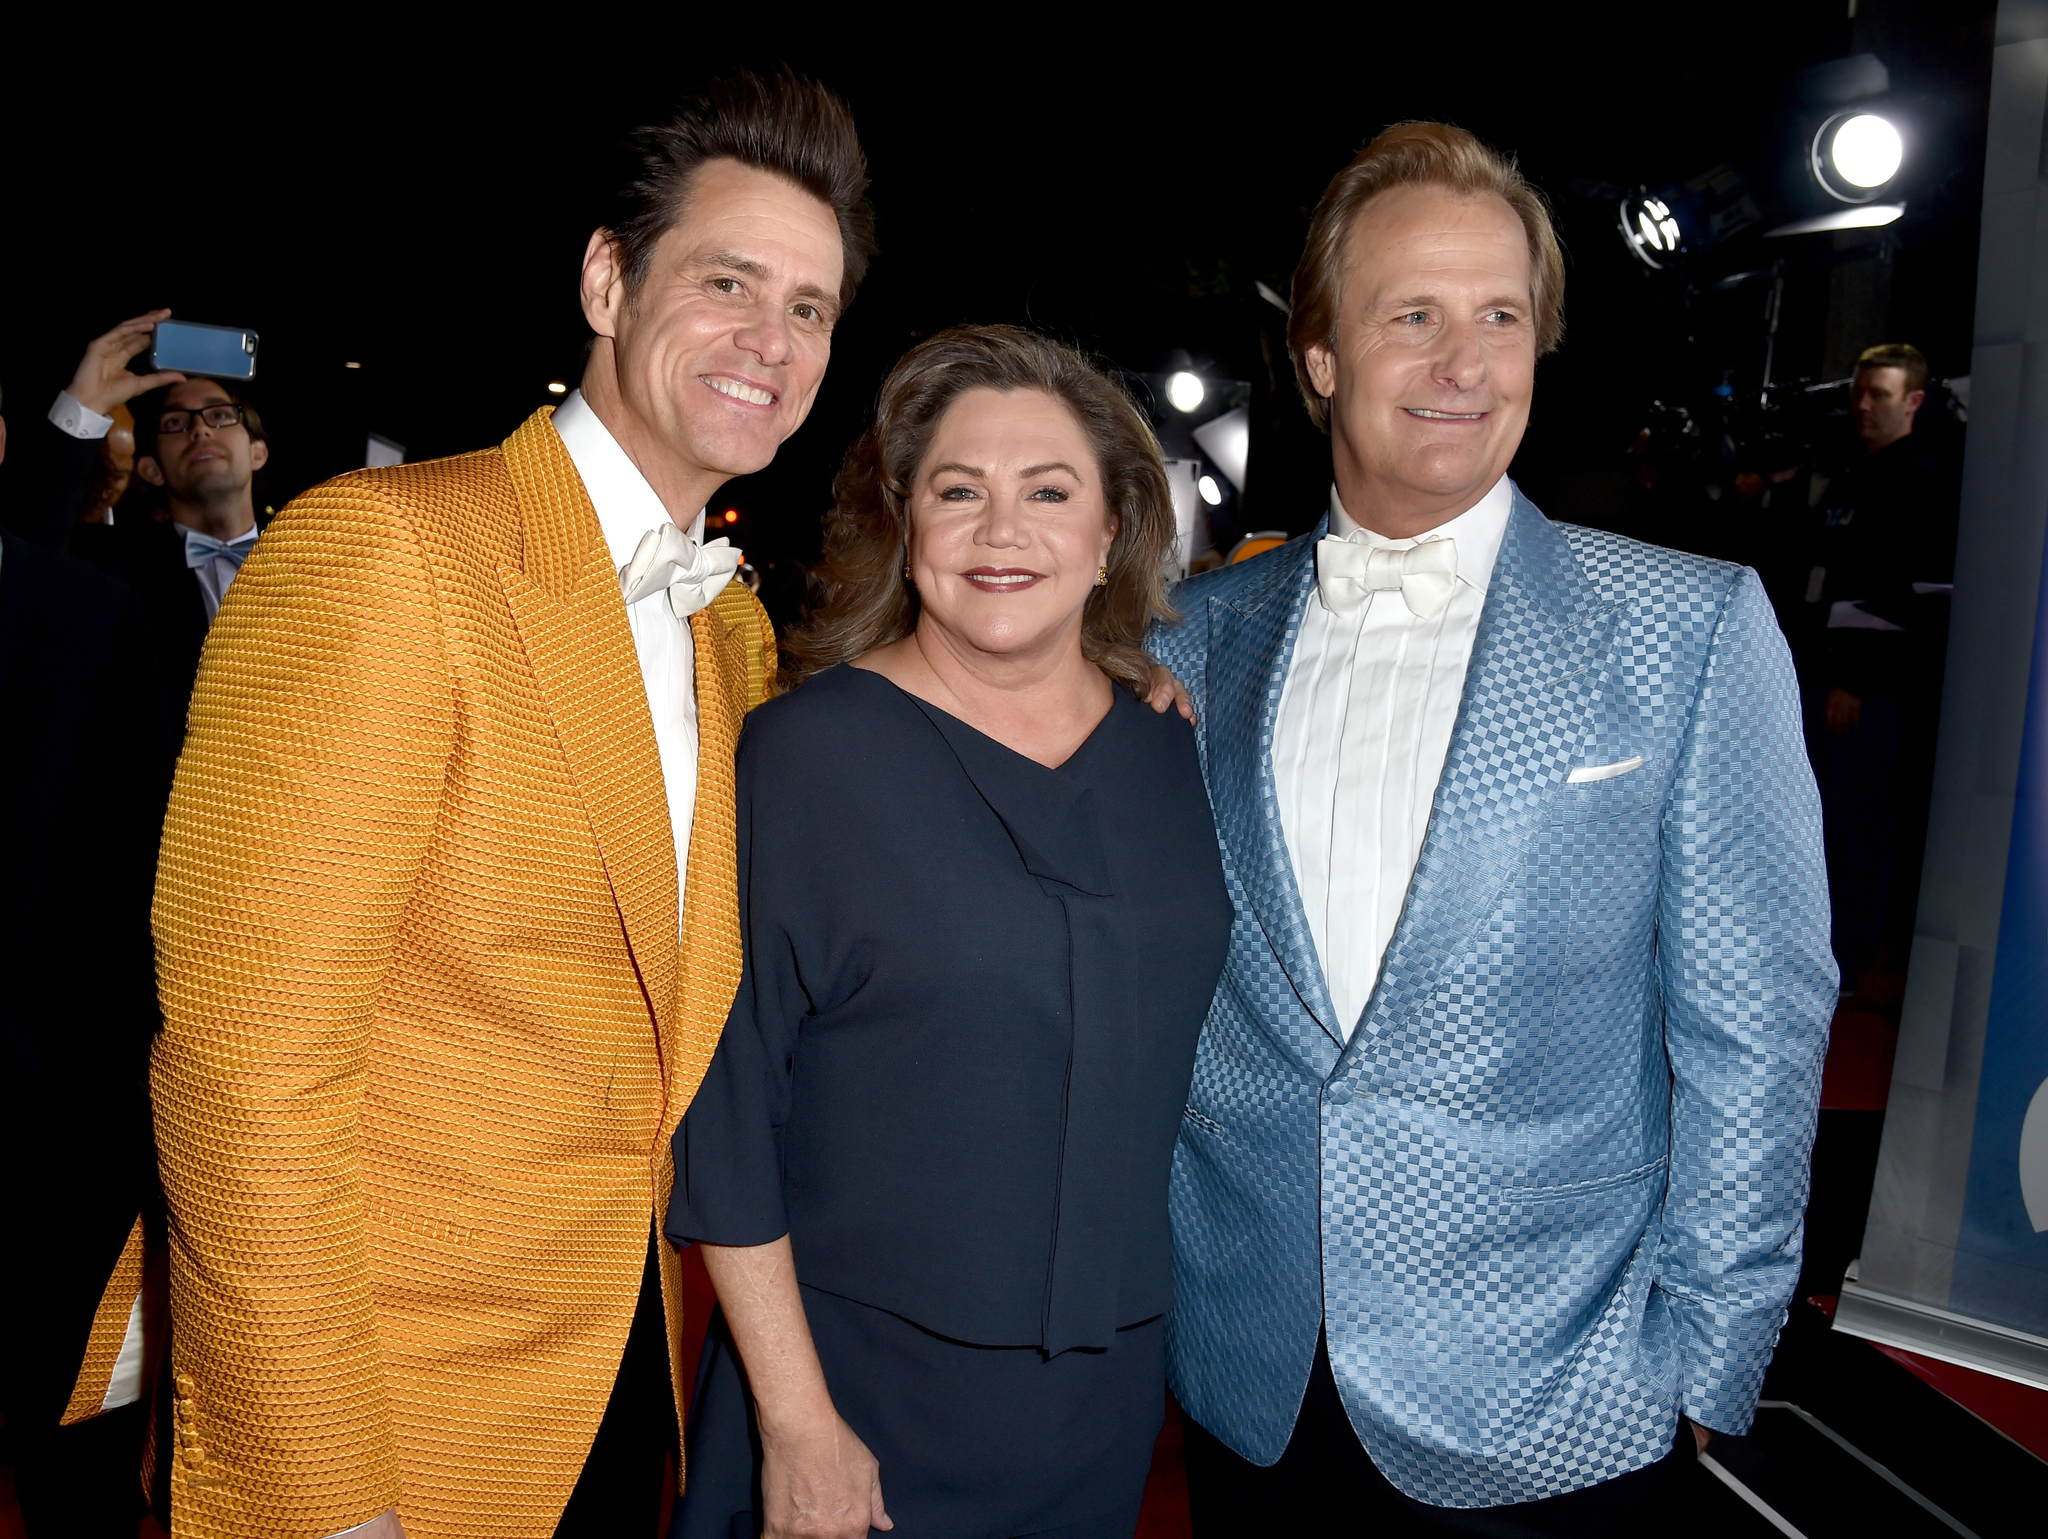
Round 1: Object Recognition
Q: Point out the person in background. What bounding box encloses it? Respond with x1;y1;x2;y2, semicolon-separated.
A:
80;402;137;524
11;310;269;737
0;384;177;1536
1152;121;1834;1533
3;310;185;550
148;68;854;1539
1801;341;1959;996
84;372;271;737
669;325;1231;1539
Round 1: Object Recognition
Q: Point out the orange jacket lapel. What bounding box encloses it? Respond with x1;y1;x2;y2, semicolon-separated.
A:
497;410;682;1041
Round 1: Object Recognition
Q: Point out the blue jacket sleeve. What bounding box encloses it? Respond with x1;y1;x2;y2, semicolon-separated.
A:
1654;565;1835;1433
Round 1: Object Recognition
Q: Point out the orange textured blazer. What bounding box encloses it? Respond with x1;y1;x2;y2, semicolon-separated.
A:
150;408;775;1539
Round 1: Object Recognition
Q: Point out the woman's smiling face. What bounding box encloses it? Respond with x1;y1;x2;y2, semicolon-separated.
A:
906;387;1117;665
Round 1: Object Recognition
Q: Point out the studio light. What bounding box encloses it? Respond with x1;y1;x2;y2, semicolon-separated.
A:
1167;371;1206;412
1198;474;1224;507
1812;111;1903;203
1192;406;1250;493
547;380;568;394
1618;191;1683;269
1764;204;1905;238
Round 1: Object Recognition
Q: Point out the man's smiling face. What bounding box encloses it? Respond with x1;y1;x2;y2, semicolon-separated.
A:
588;157;845;489
1305;183;1536;533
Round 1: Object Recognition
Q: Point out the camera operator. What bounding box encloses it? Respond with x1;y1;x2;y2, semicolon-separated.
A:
1802;342;1960;994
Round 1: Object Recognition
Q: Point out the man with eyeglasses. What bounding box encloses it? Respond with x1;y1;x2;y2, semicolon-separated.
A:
30;310;272;739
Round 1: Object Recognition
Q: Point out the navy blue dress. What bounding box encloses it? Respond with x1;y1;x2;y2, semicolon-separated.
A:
667;665;1231;1539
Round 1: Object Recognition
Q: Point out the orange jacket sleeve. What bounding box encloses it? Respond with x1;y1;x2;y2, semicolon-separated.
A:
151;478;454;1536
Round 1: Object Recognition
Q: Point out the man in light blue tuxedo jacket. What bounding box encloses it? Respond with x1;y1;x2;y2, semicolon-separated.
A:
1152;123;1835;1530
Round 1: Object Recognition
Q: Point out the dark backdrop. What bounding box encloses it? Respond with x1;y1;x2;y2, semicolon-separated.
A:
0;3;1995;626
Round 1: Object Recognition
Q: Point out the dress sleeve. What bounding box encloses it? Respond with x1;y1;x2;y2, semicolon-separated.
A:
667;713;809;1247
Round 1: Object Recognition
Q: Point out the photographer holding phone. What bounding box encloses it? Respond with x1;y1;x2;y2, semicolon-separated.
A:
4;310;186;552
9;309;272;739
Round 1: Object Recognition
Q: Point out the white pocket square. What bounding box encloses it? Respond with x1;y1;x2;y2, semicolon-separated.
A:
1568;756;1645;784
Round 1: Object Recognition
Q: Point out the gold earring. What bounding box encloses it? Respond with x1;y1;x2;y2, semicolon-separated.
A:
904;564;913;579
1095;565;1109;586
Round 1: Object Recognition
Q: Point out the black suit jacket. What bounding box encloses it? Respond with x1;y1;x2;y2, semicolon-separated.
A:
0;529;174;1427
3;417;211;736
0;416;103;553
70;514;212;735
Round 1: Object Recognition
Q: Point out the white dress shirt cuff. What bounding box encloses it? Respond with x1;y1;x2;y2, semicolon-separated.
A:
48;391;114;440
320;1511;405;1539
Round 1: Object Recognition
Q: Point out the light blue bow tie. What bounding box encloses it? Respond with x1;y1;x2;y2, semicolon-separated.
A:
182;528;257;571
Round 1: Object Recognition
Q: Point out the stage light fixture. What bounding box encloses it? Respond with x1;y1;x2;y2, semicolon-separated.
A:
1618;191;1682;269
1198;474;1224;507
1167;371;1206;412
1192;406;1250;493
1812;111;1903;203
1764;203;1905;237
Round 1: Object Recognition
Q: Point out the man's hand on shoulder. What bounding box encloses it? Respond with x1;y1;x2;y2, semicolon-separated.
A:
1825;687;1863;735
65;309;185;416
1147;663;1196;722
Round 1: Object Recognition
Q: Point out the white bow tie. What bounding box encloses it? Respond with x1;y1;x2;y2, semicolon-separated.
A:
618;522;741;621
1316;533;1459;620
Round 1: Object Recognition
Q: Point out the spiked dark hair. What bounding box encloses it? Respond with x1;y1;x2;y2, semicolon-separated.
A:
602;66;875;310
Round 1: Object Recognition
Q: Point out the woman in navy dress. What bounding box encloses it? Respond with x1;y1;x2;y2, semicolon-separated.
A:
668;326;1231;1539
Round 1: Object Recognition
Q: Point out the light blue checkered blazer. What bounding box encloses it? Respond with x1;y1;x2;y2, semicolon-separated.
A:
1151;491;1834;1507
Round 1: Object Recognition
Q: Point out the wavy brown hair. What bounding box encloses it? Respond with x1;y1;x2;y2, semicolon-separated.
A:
781;325;1179;697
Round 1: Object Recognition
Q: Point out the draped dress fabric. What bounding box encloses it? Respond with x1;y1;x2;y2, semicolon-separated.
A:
667;664;1232;1538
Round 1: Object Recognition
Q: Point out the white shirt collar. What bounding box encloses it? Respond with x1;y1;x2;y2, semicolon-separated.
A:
1327;475;1514;594
549;388;705;571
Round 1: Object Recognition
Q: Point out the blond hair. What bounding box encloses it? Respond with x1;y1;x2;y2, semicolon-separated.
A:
1856;342;1929;395
1287;121;1566;431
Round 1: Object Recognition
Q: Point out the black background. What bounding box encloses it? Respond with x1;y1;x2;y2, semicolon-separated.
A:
0;4;1997;623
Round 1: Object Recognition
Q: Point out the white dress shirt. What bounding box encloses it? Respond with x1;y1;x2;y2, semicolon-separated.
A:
48;389;114;440
1273;476;1514;1038
550;390;704;910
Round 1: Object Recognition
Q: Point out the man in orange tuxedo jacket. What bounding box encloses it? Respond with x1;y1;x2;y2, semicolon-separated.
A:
149;70;876;1539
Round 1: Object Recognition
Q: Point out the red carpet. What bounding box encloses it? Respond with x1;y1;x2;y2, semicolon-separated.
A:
1819;1003;1898;1110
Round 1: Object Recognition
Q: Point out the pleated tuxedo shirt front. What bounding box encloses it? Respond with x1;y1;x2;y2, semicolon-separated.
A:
1271;477;1512;1037
551;388;707;903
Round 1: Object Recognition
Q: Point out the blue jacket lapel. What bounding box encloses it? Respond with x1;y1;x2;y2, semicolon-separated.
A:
1345;493;1619;1053
1206;524;1342;1048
